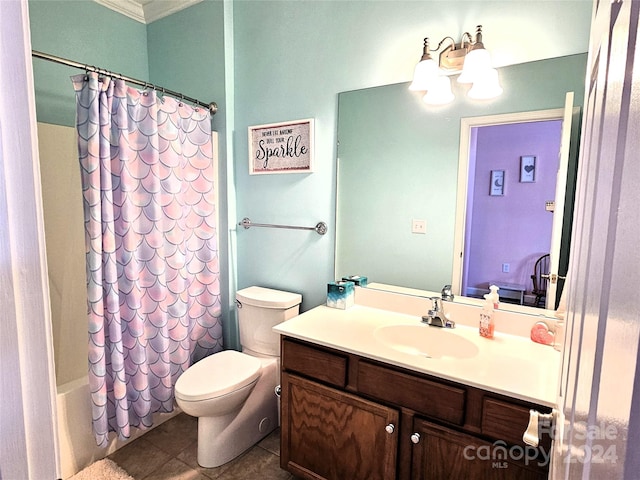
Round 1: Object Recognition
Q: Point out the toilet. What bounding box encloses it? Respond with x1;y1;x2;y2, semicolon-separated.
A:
174;286;301;468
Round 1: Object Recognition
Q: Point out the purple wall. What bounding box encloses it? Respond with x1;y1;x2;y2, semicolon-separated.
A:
464;120;562;294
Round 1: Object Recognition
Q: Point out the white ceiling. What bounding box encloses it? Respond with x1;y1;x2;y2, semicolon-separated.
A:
94;0;202;24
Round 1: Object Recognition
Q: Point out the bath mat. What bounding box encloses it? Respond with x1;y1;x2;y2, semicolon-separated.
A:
69;458;134;480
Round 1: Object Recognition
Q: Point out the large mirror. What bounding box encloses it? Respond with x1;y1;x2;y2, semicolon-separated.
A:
335;54;587;315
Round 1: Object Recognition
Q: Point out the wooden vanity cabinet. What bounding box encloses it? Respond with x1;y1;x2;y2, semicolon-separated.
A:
281;373;399;480
280;337;552;480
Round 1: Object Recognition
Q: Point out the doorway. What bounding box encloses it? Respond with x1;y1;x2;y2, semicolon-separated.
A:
452;101;579;309
463;119;562;305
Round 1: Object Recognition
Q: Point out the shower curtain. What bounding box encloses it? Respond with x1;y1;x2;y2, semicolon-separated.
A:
72;72;223;447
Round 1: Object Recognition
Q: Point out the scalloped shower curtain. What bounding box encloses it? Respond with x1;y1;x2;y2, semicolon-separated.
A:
72;72;223;447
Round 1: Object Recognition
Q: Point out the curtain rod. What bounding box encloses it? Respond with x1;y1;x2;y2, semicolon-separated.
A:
32;50;218;115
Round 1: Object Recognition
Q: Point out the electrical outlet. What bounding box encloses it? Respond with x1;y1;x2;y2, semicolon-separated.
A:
502;263;510;273
411;219;426;234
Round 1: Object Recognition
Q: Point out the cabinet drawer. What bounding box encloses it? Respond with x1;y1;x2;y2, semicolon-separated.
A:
282;339;348;388
357;361;466;425
481;397;551;448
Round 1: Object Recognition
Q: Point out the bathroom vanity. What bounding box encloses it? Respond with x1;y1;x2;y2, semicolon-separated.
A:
274;289;560;480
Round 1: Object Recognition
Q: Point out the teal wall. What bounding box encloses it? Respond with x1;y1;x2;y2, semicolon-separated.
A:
29;0;148;126
147;1;225;132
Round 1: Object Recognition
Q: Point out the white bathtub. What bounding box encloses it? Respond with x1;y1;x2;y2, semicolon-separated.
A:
56;377;180;479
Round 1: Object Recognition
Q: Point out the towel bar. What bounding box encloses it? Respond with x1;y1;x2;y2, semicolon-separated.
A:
239;217;327;235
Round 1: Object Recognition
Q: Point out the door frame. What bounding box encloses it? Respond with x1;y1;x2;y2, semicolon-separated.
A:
451;107;573;305
0;0;59;478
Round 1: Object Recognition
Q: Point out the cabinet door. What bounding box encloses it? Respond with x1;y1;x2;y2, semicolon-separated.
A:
281;373;398;480
411;418;549;480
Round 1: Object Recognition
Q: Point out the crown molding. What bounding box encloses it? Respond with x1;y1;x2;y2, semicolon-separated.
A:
94;0;202;24
143;0;202;23
94;0;145;23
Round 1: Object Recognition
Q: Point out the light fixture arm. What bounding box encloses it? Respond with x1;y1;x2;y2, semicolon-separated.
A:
434;36;457;52
460;31;474;49
419;36;458;60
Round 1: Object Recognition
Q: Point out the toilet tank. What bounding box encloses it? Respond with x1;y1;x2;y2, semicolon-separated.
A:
236;286;302;357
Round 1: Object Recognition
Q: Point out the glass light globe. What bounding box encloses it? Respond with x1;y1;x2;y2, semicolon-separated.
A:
409;58;440;91
458;48;492;84
468;68;503;100
423;76;455;105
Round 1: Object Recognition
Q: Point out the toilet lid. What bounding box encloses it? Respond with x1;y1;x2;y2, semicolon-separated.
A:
175;350;261;402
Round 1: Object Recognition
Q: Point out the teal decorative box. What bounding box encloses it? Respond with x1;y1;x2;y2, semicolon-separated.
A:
327;281;355;309
342;275;368;287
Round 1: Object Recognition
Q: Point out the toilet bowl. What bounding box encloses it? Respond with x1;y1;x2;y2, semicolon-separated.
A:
175;350;262;418
174;286;301;468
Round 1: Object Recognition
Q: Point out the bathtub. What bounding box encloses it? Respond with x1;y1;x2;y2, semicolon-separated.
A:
56;377;180;479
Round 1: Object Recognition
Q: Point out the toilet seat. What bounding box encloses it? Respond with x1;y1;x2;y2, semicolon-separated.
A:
175;350;261;402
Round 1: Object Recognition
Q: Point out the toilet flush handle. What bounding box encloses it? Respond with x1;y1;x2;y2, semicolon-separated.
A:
236;299;242;309
274;385;281;397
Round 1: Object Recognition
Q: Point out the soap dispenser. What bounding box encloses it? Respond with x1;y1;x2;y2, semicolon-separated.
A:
488;284;500;309
479;294;495;339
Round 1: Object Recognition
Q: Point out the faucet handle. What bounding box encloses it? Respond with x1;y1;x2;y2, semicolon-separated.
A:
428;296;441;312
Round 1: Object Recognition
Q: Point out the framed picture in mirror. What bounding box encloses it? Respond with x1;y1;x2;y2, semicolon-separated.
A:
490;169;505;196
520;155;536;182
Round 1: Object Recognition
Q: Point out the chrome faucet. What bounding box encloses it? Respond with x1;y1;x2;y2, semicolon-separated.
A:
441;284;454;302
422;296;455;328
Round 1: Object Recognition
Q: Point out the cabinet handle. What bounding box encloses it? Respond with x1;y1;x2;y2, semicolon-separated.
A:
410;433;421;444
385;423;395;434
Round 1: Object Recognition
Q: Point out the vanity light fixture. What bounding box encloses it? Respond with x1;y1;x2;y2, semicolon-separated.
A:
409;25;503;105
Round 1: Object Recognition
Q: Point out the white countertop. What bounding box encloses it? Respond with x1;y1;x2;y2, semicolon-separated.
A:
274;304;561;407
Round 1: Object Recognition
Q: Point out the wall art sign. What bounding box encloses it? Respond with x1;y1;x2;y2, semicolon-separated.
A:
520;155;536;183
248;119;314;174
490;169;505;196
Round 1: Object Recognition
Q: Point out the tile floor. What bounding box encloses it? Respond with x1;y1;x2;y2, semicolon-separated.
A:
108;413;296;480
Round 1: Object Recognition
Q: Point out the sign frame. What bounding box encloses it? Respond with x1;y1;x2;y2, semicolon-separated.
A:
248;119;314;175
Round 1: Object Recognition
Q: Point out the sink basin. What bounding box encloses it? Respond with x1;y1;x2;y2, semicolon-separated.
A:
373;324;479;359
